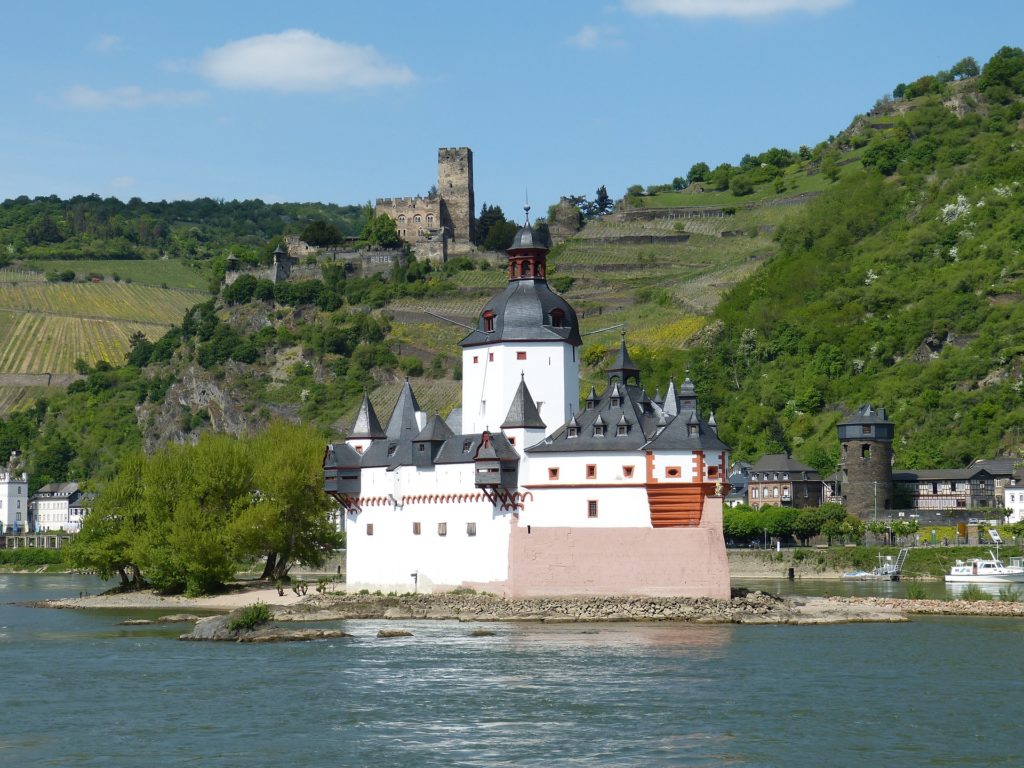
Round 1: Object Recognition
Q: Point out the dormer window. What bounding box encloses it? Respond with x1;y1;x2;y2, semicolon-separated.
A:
387;443;397;457
550;309;565;328
611;397;622;407
483;310;495;333
617;424;628;436
594;425;605;437
688;425;698;436
462;439;472;453
567;427;578;438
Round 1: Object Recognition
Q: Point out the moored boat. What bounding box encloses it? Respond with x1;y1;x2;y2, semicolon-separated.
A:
944;551;1024;584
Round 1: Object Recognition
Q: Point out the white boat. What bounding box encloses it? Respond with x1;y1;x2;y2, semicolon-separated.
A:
945;551;1024;583
842;549;909;581
946;529;1024;584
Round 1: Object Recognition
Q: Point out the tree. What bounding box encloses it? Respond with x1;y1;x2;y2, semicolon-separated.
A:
229;421;342;581
730;174;754;197
672;177;685;191
475;203;511;247
361;214;402;248
65;453;147;588
300;220;344;247
821;151;840;182
687;162;710;183
950;56;979;80
591;185;614;216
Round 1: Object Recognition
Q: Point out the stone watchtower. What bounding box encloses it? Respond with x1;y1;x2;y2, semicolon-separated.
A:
837;404;894;519
438;147;475;243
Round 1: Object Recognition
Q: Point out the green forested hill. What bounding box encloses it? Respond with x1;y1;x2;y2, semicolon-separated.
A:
3;48;1024;493
686;47;1024;473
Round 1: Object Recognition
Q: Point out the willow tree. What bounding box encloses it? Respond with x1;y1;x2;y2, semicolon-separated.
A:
230;421;341;580
66;452;146;589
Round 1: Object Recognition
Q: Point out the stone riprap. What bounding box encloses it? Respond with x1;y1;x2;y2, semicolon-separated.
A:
273;590;906;625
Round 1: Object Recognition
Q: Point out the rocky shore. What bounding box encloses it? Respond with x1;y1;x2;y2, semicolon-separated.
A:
270;590;906;625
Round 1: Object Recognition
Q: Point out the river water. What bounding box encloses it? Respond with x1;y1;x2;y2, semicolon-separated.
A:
2;574;1022;767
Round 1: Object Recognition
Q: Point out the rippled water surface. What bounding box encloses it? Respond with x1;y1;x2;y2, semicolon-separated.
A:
2;574;1022;767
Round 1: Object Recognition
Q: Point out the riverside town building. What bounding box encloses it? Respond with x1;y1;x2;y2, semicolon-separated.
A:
323;211;731;598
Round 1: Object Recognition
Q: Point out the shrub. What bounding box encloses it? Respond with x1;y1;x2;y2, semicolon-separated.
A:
904;583;927;600
227;601;271;632
958;584;992;602
0;549;65;566
998;585;1021;602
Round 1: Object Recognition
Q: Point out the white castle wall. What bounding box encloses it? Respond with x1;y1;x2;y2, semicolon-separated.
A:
461;341;579;436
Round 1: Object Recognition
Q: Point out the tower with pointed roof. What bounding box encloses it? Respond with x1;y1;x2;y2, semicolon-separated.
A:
459;207;581;436
346;391;386;455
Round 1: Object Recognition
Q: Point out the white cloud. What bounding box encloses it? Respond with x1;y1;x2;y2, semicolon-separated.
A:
111;175;136;189
62;85;207;109
197;29;415;92
90;34;121;52
568;24;624;49
623;0;848;18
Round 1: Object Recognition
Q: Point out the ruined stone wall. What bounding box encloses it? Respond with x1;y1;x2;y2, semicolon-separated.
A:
374;196;441;243
437;147;475;243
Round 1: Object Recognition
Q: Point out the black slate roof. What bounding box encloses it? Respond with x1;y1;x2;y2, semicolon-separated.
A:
459;279;582;348
528;381;660;454
749;454;821;479
606;333;641;384
349;391;385;439
385;380;422;441
414;414;455;443
643;408;729;453
839;404;892;426
501;375;546;430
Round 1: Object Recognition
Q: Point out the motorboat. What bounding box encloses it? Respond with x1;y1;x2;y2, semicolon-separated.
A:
842;549;909;581
945;551;1024;583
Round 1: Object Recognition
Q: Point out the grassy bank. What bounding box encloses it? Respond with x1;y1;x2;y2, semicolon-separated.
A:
730;546;1024;579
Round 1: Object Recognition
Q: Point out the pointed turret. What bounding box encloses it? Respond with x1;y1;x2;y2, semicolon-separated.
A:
386;379;423;441
679;376;697;412
708;410;718;434
585;385;598;410
606;332;640;386
412;413;455;467
349;391;385;440
663;377;679;416
501;374;546;430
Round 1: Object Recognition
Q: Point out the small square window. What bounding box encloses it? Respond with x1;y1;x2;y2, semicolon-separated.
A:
466;522;477;537
708;466;718;477
366;524;374;536
473;356;479;363
586;464;597;479
517;351;527;360
567;427;578;438
549;467;560;480
587;500;598;518
438;522;447;536
413;522;421;535
489;352;494;362
623;465;634;478
508;436;516;446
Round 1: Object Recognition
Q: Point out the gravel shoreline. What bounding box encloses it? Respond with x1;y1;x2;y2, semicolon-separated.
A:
29;586;1024;624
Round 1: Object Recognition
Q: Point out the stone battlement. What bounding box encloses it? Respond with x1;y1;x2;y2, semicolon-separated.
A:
376;196;436;207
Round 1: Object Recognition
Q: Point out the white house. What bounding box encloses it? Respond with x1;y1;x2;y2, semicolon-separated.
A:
30;482;81;532
0;452;28;534
324;215;731;598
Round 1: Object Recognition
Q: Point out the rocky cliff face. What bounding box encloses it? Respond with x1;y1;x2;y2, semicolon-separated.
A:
137;362;299;451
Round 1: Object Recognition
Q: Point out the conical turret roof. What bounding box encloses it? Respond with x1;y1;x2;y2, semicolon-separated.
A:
386;379;422;440
414;413;454;443
501;374;546;430
349;391;385;440
606;332;640;385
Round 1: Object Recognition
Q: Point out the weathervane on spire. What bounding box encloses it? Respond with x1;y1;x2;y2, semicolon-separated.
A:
524;188;531;225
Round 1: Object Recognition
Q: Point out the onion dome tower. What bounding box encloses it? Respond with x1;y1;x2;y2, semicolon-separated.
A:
459;205;582;436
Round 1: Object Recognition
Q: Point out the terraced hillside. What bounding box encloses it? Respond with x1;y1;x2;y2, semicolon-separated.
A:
0;271;203;408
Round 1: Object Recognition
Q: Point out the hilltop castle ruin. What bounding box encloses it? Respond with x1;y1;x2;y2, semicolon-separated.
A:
375;147;476;252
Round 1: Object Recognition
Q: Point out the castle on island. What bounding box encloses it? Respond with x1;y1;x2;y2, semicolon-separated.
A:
323;213;731;598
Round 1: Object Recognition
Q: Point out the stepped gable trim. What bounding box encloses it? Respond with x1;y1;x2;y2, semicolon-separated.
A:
349;391;385;439
501;374;546;430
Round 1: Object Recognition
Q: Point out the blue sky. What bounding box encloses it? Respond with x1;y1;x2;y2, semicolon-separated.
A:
1;0;1021;221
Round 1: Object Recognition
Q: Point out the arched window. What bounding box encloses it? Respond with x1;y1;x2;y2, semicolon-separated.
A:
415;215;422;223
483;310;495;333
550;308;565;328
427;214;434;225
522;261;532;277
398;215;406;224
